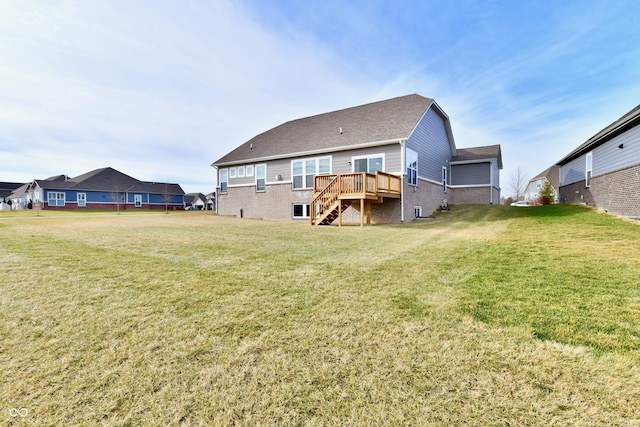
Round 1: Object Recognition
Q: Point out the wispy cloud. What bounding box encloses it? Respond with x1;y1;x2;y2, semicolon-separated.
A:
1;0;639;194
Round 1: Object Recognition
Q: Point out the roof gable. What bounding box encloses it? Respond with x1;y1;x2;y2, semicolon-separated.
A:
213;94;434;166
530;165;560;190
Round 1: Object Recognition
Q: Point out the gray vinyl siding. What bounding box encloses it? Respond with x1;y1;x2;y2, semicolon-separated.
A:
332;144;401;174
226;144;402;187
561;124;640;186
560;155;585;186
265;159;290;183
451;163;490;185
405;106;453;182
592;125;640;176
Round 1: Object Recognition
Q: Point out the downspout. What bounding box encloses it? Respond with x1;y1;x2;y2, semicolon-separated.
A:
489;160;494;205
213;166;219;213
400;140;405;222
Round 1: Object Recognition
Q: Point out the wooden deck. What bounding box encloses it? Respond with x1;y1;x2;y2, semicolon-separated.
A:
310;172;401;227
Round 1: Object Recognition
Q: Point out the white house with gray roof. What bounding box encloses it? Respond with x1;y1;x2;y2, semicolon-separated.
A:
212;94;502;225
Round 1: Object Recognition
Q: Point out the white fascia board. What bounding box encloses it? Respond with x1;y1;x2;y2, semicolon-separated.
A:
212;139;403;168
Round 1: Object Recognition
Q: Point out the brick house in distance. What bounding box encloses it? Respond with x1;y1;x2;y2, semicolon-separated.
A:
557;104;640;218
212;95;502;225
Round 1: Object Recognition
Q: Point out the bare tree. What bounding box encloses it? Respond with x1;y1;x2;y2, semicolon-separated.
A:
509;165;529;201
160;182;176;214
109;186;125;214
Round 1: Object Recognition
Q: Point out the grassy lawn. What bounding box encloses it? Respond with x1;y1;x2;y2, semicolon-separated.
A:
1;206;639;425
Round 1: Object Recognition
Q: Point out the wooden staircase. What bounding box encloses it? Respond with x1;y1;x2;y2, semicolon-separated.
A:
310;172;401;226
315;200;351;225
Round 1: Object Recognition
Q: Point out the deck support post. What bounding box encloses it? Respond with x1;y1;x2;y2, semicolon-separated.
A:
360;199;364;228
366;202;371;225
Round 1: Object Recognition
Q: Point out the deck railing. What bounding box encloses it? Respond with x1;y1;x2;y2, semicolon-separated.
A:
311;172;401;225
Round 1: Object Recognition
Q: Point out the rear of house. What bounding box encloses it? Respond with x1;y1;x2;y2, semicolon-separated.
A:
213;95;502;225
557;104;640;218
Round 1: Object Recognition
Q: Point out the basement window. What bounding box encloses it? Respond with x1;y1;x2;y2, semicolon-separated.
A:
293;203;310;219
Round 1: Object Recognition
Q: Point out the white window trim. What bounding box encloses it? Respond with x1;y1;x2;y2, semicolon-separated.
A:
246;165;254;177
414;206;422;218
292;203;310;219
77;193;86;207
585;151;593;188
134;194;143;208
351;153;385;173
48;192;65;207
255;164;266;192
229;167;237;178
291;156;332;190
442;166;447;193
406;148;418;186
219;168;228;193
237;166;245;178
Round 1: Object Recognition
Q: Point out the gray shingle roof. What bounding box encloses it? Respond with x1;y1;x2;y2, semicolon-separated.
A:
451;144;503;169
557;104;640;165
530;165;560;190
34;167;184;195
213;94;435;166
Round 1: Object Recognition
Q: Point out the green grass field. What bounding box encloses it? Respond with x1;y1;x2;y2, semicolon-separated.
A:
1;205;639;425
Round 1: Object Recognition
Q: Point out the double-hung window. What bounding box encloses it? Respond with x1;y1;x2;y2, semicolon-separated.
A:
48;192;65;207
406;149;418;186
255;164;266;191
585;152;593;187
292;157;331;189
219;169;228;193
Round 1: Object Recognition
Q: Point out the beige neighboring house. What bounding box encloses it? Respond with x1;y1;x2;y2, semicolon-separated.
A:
212;94;502;226
524;165;560;203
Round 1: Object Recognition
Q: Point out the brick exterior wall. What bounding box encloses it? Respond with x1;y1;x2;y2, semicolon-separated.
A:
558;181;594;206
44;203;183;210
449;186;499;205
217;183;310;220
219;179;503;223
559;164;640;218
404;179;445;219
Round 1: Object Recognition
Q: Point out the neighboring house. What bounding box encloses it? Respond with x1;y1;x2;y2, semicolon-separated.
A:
184;193;206;210
1;182;24;200
11;167;185;210
205;192;216;211
212;94;502;225
557;104;640;218
524;165;560;203
1;182;24;210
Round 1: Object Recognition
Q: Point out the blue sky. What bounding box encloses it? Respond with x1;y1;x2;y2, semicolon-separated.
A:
1;0;639;195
